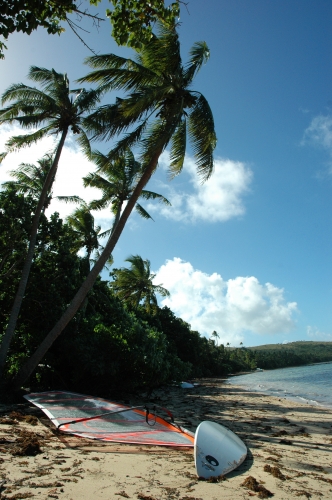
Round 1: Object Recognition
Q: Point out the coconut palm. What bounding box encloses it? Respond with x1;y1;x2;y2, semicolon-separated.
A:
67;205;103;263
0;67;100;377
111;255;170;313
3;154;82;212
12;23;216;388
84;149;171;227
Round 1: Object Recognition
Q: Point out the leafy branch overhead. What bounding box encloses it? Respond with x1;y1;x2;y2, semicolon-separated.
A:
0;0;180;58
106;0;180;49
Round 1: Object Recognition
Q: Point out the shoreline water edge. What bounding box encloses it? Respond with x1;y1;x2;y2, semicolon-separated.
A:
1;378;332;499
227;362;332;410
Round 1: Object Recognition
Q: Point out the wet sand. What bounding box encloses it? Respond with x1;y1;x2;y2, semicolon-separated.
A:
1;379;332;499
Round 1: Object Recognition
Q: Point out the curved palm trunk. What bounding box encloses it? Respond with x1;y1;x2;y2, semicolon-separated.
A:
12;146;163;389
0;129;68;378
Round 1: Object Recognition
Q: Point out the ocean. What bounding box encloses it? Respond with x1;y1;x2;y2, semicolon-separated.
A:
226;362;332;409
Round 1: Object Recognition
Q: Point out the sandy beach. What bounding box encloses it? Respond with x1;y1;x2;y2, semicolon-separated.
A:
1;379;332;499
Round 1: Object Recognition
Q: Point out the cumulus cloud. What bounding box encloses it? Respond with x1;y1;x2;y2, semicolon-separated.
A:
154;258;298;344
307;326;332;341
147;154;253;223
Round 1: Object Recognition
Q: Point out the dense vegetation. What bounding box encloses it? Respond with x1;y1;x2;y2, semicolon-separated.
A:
0;187;258;394
1;186;331;394
248;341;332;370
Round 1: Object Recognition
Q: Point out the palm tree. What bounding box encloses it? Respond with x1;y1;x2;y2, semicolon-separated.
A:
84;149;171;226
67;205;103;263
12;23;216;388
211;330;220;346
3;154;82;212
0;67;100;377
111;255;170;313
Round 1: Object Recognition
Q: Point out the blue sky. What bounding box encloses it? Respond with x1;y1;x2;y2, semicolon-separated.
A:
1;0;331;346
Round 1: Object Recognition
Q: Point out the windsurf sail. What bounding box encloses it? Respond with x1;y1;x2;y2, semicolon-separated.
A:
24;391;194;447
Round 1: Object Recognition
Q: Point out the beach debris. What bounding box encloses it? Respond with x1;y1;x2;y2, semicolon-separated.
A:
279;439;293;445
293;491;311;498
263;464;286;480
137;494;158;500
115;491;130;498
11;430;42;456
241;476;274;498
198;474;227;483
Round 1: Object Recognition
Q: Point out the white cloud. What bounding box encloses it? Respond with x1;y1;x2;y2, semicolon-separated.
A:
302;114;332;151
1;127;252;230
0;125;114;231
307;325;332;341
155;258;298;344
147;154;253;223
302;115;332;174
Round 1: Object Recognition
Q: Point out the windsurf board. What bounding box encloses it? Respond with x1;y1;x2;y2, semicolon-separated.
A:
194;421;247;478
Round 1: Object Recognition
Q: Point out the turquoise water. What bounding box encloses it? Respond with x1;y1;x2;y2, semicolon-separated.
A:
227;362;332;409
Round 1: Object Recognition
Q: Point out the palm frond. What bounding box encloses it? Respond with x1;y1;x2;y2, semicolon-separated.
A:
106;120;149;163
139;22;181;77
135;203;153;220
169;117;187;179
56;195;84;204
1;84;54;106
188;93;217;182
119;85;173;119
183;41;210;85
74;88;102;113
5;126;53;151
140;119;177;167
75;130;92;159
154;285;171;297
0;151;7;163
140;190;171;206
88;197;109;211
28;67;62;86
82;103;131;141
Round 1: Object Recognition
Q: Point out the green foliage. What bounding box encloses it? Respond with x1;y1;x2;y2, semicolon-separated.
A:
107;0;180;49
0;1;76;58
80;22;216;182
249;341;332;369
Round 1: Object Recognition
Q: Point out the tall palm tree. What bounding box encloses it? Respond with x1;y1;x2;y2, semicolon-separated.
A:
111;255;170;313
0;67;100;377
12;23;216;388
3;154;82;212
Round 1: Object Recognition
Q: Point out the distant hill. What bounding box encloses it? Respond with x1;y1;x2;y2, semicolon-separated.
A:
245;341;332;370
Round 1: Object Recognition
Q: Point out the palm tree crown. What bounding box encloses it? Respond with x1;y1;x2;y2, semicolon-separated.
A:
84;149;171;226
3;154;82;212
79;22;216;181
111;255;170;313
0;66;100;153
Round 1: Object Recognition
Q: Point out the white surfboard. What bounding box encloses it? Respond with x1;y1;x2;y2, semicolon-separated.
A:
194;421;247;478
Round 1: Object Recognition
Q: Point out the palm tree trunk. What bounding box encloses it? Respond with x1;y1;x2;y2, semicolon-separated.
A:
12;146;163;389
0;129;68;379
